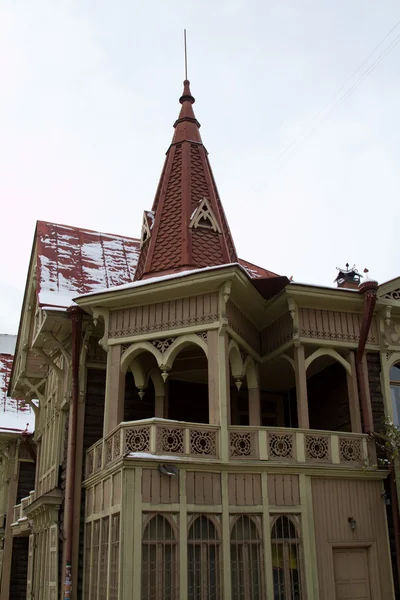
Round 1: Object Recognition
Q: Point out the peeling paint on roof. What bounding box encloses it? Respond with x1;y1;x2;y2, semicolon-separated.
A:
0;343;34;432
36;221;141;309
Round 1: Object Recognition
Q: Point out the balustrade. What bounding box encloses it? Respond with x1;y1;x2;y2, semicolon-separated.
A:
85;419;375;478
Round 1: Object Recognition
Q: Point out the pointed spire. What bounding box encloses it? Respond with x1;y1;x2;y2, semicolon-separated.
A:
134;81;237;280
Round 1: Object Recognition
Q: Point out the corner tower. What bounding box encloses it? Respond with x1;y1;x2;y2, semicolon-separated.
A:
134;80;238;280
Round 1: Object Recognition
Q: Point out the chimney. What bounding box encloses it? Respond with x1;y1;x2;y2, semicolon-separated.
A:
334;263;362;289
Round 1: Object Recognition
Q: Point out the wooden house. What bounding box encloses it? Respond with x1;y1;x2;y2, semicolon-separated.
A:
2;80;400;600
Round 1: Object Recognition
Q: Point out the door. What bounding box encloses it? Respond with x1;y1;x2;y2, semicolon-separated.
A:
333;548;371;600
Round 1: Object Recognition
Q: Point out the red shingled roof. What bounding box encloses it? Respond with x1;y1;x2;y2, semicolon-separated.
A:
134;80;238;280
34;221;279;309
36;221;141;309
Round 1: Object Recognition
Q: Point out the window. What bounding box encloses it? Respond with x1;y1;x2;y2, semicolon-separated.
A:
109;514;120;600
390;363;400;425
271;515;304;600
142;514;177;600
231;515;263;600
188;515;221;599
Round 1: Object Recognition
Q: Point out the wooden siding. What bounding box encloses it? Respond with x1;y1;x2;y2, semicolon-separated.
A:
261;313;293;355
311;478;393;600
142;469;179;504
299;308;378;345
186;472;222;505
108;293;219;339
226;300;260;352
267;474;300;506
228;473;262;505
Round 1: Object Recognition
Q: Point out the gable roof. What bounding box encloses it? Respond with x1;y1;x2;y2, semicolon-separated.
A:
0;335;34;432
134;80;238;280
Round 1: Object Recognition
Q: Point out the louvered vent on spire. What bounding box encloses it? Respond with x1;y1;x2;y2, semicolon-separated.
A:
134;80;237;280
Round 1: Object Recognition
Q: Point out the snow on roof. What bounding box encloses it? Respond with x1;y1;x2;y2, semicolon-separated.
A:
0;334;17;355
36;221;141;309
0;349;34;433
34;222;279;309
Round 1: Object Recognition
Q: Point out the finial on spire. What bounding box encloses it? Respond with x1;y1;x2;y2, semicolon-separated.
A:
184;29;188;81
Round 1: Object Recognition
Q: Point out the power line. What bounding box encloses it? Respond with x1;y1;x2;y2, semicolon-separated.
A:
267;30;400;180
264;19;400;182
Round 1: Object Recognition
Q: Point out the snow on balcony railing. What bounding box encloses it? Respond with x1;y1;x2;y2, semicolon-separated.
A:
85;418;220;478
85;421;376;478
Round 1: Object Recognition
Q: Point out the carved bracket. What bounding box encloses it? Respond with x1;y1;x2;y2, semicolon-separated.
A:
92;308;110;352
288;298;300;345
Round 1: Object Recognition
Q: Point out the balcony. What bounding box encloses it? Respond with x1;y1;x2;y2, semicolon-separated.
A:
11;491;35;536
85;418;376;478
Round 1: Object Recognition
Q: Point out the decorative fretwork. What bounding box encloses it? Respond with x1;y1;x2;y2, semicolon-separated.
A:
152;338;176;353
268;432;294;460
305;435;329;461
230;431;257;458
196;332;208;342
384;289;400;301
105;438;113;465
121;343;131;354
95;445;103;471
125;427;151;453
339;437;362;463
157;427;184;454
299;308;377;344
190;429;217;456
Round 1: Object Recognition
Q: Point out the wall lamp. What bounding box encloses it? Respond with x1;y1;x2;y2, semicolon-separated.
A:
348;517;357;532
159;464;178;477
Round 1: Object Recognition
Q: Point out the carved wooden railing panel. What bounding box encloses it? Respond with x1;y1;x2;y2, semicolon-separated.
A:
228;426;371;468
85;419;220;477
108;293;219;339
85;423;374;478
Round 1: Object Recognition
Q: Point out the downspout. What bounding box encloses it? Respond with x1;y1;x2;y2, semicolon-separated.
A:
356;278;378;433
64;306;83;599
356;279;400;589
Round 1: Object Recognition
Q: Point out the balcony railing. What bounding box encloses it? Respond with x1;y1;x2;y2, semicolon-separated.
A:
85;419;376;478
85;418;220;478
228;426;373;467
11;491;35;528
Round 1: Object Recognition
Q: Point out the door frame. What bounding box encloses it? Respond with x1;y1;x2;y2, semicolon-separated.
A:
330;542;379;600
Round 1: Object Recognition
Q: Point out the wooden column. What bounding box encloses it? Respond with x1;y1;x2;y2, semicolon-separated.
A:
207;329;230;462
347;351;362;433
294;345;310;429
103;345;125;435
360;354;374;431
248;387;261;426
154;395;164;418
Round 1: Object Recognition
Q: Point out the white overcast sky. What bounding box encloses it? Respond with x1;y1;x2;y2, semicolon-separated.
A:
1;1;399;334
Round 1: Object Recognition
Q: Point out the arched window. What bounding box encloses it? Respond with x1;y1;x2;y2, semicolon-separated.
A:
188;515;221;599
230;515;263;600
141;514;177;600
271;515;303;600
390;363;400;425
